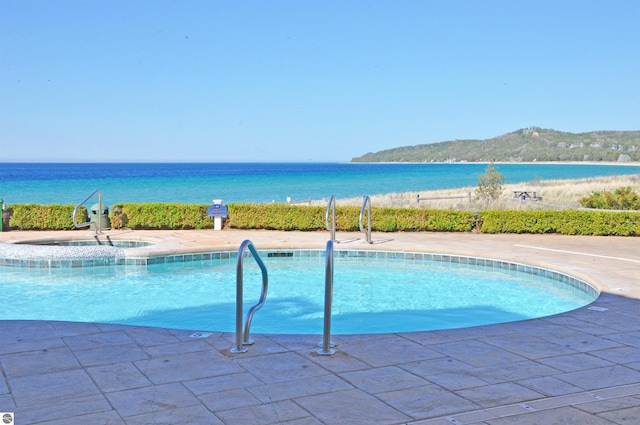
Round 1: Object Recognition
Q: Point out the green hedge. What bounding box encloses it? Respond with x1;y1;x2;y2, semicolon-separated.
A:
3;202;639;236
226;204;326;230
481;210;640;236
110;203;215;230
6;204;86;230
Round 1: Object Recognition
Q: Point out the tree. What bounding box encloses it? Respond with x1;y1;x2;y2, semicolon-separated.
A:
476;162;505;201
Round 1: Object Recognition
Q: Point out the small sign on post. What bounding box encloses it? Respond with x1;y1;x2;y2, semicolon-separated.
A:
207;200;228;230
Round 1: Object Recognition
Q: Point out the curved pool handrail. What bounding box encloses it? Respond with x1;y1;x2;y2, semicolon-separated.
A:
73;189;102;234
231;239;269;353
318;239;336;355
325;195;336;241
359;195;373;244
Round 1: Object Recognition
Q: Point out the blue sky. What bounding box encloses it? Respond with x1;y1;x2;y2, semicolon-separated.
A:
1;0;638;162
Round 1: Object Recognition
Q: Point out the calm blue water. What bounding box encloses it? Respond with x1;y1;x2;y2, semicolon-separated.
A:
1;162;639;205
0;253;595;334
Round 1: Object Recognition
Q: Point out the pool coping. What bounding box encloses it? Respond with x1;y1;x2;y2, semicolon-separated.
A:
1;229;639;424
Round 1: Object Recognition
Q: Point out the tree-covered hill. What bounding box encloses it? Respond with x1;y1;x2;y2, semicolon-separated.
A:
351;128;640;163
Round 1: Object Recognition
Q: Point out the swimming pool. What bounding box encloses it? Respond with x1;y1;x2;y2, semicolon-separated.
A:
0;249;598;334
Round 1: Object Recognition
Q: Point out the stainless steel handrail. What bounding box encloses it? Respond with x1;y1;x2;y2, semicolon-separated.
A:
325;195;336;241
73;189;102;234
318;239;336;355
359;195;373;244
231;240;269;354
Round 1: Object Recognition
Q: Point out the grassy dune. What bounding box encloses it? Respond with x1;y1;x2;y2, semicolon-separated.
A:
312;174;640;211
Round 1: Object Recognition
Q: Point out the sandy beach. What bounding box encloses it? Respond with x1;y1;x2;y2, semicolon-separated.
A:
322;172;640;210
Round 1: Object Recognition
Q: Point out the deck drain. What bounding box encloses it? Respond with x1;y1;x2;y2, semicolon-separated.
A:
190;332;213;338
588;306;609;312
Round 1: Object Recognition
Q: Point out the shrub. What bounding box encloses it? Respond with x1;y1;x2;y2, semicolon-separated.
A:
475;162;505;201
110;203;215;230
480;210;640;236
226;204;326;230
8;204;84;230
578;186;640;210
3;202;639;236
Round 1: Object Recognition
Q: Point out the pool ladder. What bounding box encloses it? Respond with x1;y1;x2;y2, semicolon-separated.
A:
231;239;336;356
326;195;374;244
231;240;269;353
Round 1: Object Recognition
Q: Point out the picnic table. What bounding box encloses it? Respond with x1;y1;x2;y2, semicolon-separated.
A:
512;189;541;201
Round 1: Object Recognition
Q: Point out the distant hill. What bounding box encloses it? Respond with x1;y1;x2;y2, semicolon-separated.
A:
351;128;640;163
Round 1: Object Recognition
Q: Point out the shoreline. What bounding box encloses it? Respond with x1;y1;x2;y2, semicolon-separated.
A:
350;160;640;166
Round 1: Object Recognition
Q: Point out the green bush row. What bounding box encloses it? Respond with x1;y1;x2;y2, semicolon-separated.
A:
6;204;86;230
3;203;639;236
481;210;640;236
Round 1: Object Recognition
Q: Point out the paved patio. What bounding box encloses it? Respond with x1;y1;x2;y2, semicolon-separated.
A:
1;229;639;424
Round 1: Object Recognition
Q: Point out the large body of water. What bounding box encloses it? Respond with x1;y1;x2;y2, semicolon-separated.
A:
1;162;639;205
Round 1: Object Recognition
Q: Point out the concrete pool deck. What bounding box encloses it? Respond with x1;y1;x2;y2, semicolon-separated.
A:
1;229;639;424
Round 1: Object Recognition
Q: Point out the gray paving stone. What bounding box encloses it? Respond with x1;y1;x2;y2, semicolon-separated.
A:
484;406;618;424
17;394;112;424
133;350;244;384
247;373;352;403
341;365;429;394
424;370;490;391
216;400;311;425
233;351;327;384
467;360;560;385
598;404;640;425
0;394;15;410
120;326;183;346
575;395;640;414
303;348;371;373
455;382;544;408
73;344;150;367
341;334;443;367
483;333;577;359
9;368;100;406
0;346;80;378
183;371;264;396
378;384;480;419
0;320;59;343
430;340;528;368
399;357;475;377
63;330;136;351
198;388;261;412
607;331;640;348
105;382;201;417
141;338;215;357
518;376;586;397
296;388;412;425
86;362;152;392
536;352;614;372
0;336;66;356
27;410;125;425
123;404;224;425
49;320;104;337
591;345;640;364
557;365;640;391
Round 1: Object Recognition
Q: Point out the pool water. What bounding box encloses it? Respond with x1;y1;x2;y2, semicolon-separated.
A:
0;251;597;334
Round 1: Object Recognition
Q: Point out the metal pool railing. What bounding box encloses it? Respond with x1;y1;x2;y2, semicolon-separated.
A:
318;239;336;356
325;195;336;242
231;240;269;354
73;189;103;235
359;195;373;244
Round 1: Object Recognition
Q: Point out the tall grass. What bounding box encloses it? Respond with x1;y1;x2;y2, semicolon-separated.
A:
312;174;640;211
